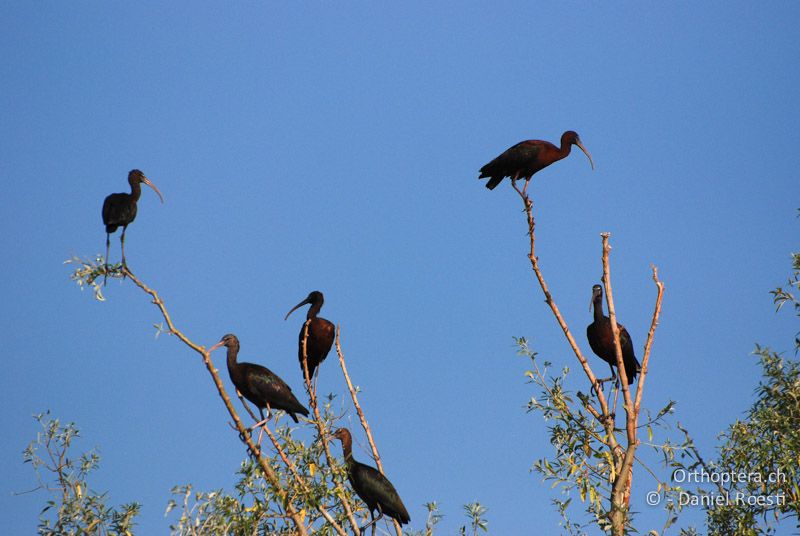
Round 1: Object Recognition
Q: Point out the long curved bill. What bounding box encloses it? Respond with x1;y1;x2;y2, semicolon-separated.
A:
284;298;311;321
576;140;595;170
142;176;165;203
208;340;225;352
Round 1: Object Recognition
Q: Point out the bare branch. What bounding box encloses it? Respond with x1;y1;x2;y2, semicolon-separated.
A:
512;186;616;438
121;267;309;536
335;326;403;536
633;266;664;428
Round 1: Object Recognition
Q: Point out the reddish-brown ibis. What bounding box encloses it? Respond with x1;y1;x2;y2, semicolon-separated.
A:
479;130;594;190
209;334;309;424
102;169;164;274
331;428;410;533
284;291;335;383
586;284;641;387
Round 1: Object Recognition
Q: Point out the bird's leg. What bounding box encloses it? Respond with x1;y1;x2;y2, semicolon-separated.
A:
610;364;620;390
593;366;617;395
522;177;531;196
251;407;271;446
104;233;111;286
359;508;382;536
120;225;128;277
250;407;271;431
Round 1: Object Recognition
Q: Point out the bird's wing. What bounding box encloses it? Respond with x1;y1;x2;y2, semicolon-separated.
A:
103;192;141;230
617;323;634;351
310;318;336;357
102;193;130;226
479;141;542;178
351;463;410;523
242;363;294;397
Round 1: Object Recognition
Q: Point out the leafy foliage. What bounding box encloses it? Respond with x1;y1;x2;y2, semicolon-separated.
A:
23;412;140;536
64;255;126;302
700;254;800;534
517;336;700;535
403;502;443;536
769;250;800;351
703;349;800;533
458;502;488;536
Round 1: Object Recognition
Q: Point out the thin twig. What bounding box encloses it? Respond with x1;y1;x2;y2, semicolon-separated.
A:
335;326;403;536
336;327;382;470
122;267;309;536
633;266;665;431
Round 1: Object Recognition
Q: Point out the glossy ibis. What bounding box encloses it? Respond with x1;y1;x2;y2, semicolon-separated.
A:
102;169;164;275
479;130;594;191
284;291;335;384
586;284;641;387
331;428;410;534
209;334;309;424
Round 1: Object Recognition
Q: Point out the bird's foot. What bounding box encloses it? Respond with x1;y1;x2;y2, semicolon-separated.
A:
600;412;616;424
592;376;614;396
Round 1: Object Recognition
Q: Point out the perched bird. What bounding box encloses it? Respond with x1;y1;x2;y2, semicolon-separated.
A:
586;284;641;387
284;291;335;383
209;334;309;424
331;428;410;534
102;169;164;275
479;130;594;190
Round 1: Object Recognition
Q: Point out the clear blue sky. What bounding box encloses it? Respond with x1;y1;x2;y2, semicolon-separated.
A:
2;2;798;534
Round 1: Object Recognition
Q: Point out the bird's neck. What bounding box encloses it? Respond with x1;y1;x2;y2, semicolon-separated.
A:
557;138;573;161
340;438;354;464
226;344;240;372
593;297;605;322
307;303;322;320
130;181;142;202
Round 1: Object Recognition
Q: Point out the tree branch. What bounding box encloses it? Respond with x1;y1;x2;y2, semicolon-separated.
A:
121;266;309;536
335;326;403;536
512;185;616;438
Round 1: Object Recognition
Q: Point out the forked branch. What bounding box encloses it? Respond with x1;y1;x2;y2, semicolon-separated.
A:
512;187;665;536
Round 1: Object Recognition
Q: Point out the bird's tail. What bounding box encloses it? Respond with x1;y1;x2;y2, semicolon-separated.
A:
288;404;310;423
626;357;642;384
483;176;503;190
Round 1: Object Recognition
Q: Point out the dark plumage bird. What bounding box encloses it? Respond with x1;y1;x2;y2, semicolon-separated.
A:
284;291;335;383
102;169;164;273
332;428;410;533
209;334;309;424
586;284;641;386
479;130;594;190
